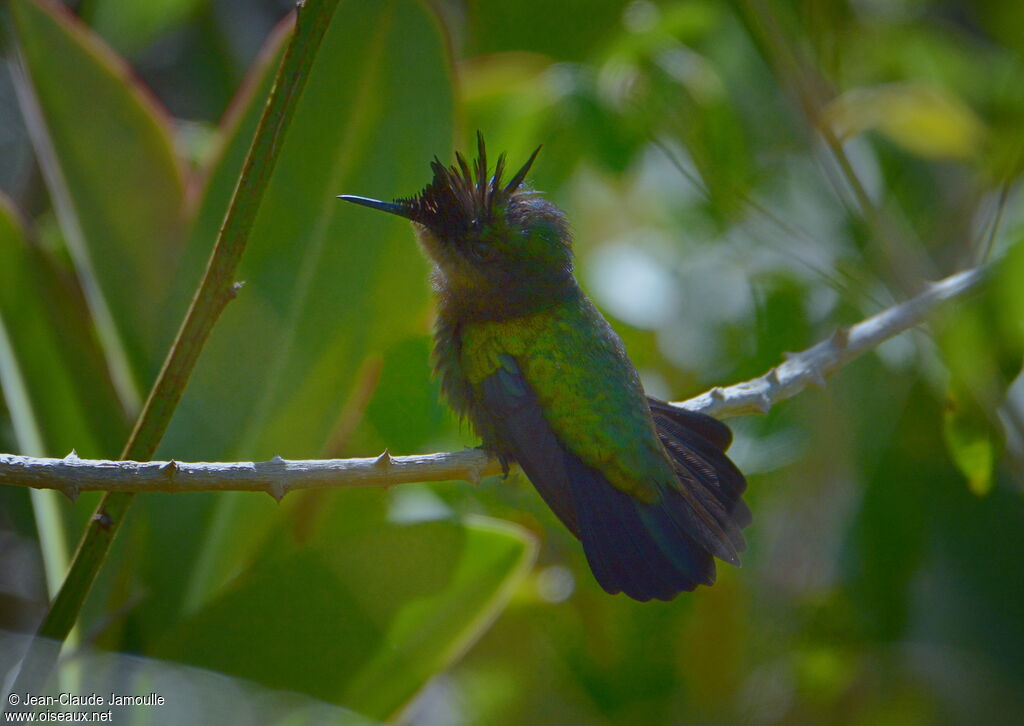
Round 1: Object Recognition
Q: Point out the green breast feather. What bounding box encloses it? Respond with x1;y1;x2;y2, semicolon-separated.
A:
459;295;674;502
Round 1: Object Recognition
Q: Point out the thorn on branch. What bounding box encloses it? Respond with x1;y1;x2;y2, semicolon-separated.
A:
766;367;780;385
267;481;286;503
229;281;247;299
754;393;772;414
807;368;828;389
710;387;725;401
374;449;394;486
830;326;850;349
64;450;79;462
161;460;179;478
374;449;393;469
61;485;80;503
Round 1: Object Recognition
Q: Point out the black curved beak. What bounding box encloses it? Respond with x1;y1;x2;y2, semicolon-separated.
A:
336;195;415;221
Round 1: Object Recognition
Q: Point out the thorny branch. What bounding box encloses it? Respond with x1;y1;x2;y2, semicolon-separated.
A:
0;264;990;500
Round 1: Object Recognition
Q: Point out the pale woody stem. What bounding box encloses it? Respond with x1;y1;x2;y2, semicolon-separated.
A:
0;264;989;499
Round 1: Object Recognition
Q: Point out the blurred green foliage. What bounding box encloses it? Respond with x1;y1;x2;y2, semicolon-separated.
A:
2;0;1024;723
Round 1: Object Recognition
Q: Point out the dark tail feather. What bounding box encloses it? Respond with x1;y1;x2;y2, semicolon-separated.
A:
649;398;750;537
567;454;714;600
567;400;750;601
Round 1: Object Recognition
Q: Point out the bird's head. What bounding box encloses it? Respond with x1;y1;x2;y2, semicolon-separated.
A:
339;134;575;318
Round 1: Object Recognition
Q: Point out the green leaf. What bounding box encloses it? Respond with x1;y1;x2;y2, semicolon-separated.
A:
996;232;1024;352
10;0;188;401
363;335;447;454
82;0;204;58
942;387;998;496
158;16;293;355
849;384;941;640
0;194;127;459
467;0;627;61
338;517;536;719
934;289;1016;494
152;516;536;719
162;0;453;461
113;0;454;635
824;82;986;161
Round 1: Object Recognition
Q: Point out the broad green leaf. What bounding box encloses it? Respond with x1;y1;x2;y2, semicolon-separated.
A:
467;0;628;61
152;516;536;719
162;0;453;461
10;0;188;402
82;0;204;58
363;335;447;454
0;200;46;459
824;82;985;160
111;0;453;636
0;194;127;459
155;16;292;359
338;517;536;719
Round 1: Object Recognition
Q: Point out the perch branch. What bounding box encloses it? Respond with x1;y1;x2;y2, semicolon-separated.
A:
0;264;989;499
680;264;989;417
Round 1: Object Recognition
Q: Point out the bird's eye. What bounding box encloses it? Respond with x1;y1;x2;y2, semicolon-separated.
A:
467;239;496;263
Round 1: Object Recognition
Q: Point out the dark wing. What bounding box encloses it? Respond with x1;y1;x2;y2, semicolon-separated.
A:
479;356;580;538
479;355;750;601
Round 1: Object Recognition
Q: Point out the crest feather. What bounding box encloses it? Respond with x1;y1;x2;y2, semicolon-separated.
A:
393;132;542;238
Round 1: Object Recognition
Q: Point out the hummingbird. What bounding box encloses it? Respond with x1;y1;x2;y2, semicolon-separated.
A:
339;135;750;601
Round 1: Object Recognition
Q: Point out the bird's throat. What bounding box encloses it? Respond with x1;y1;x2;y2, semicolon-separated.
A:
432;266;579;323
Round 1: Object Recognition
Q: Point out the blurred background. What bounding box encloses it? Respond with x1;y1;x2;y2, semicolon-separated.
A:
2;0;1024;723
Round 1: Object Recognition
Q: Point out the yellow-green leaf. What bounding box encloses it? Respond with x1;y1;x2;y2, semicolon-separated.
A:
942;387;998;496
824;82;985;160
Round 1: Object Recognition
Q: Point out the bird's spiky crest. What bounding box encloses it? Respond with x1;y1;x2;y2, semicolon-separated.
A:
394;132;541;239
